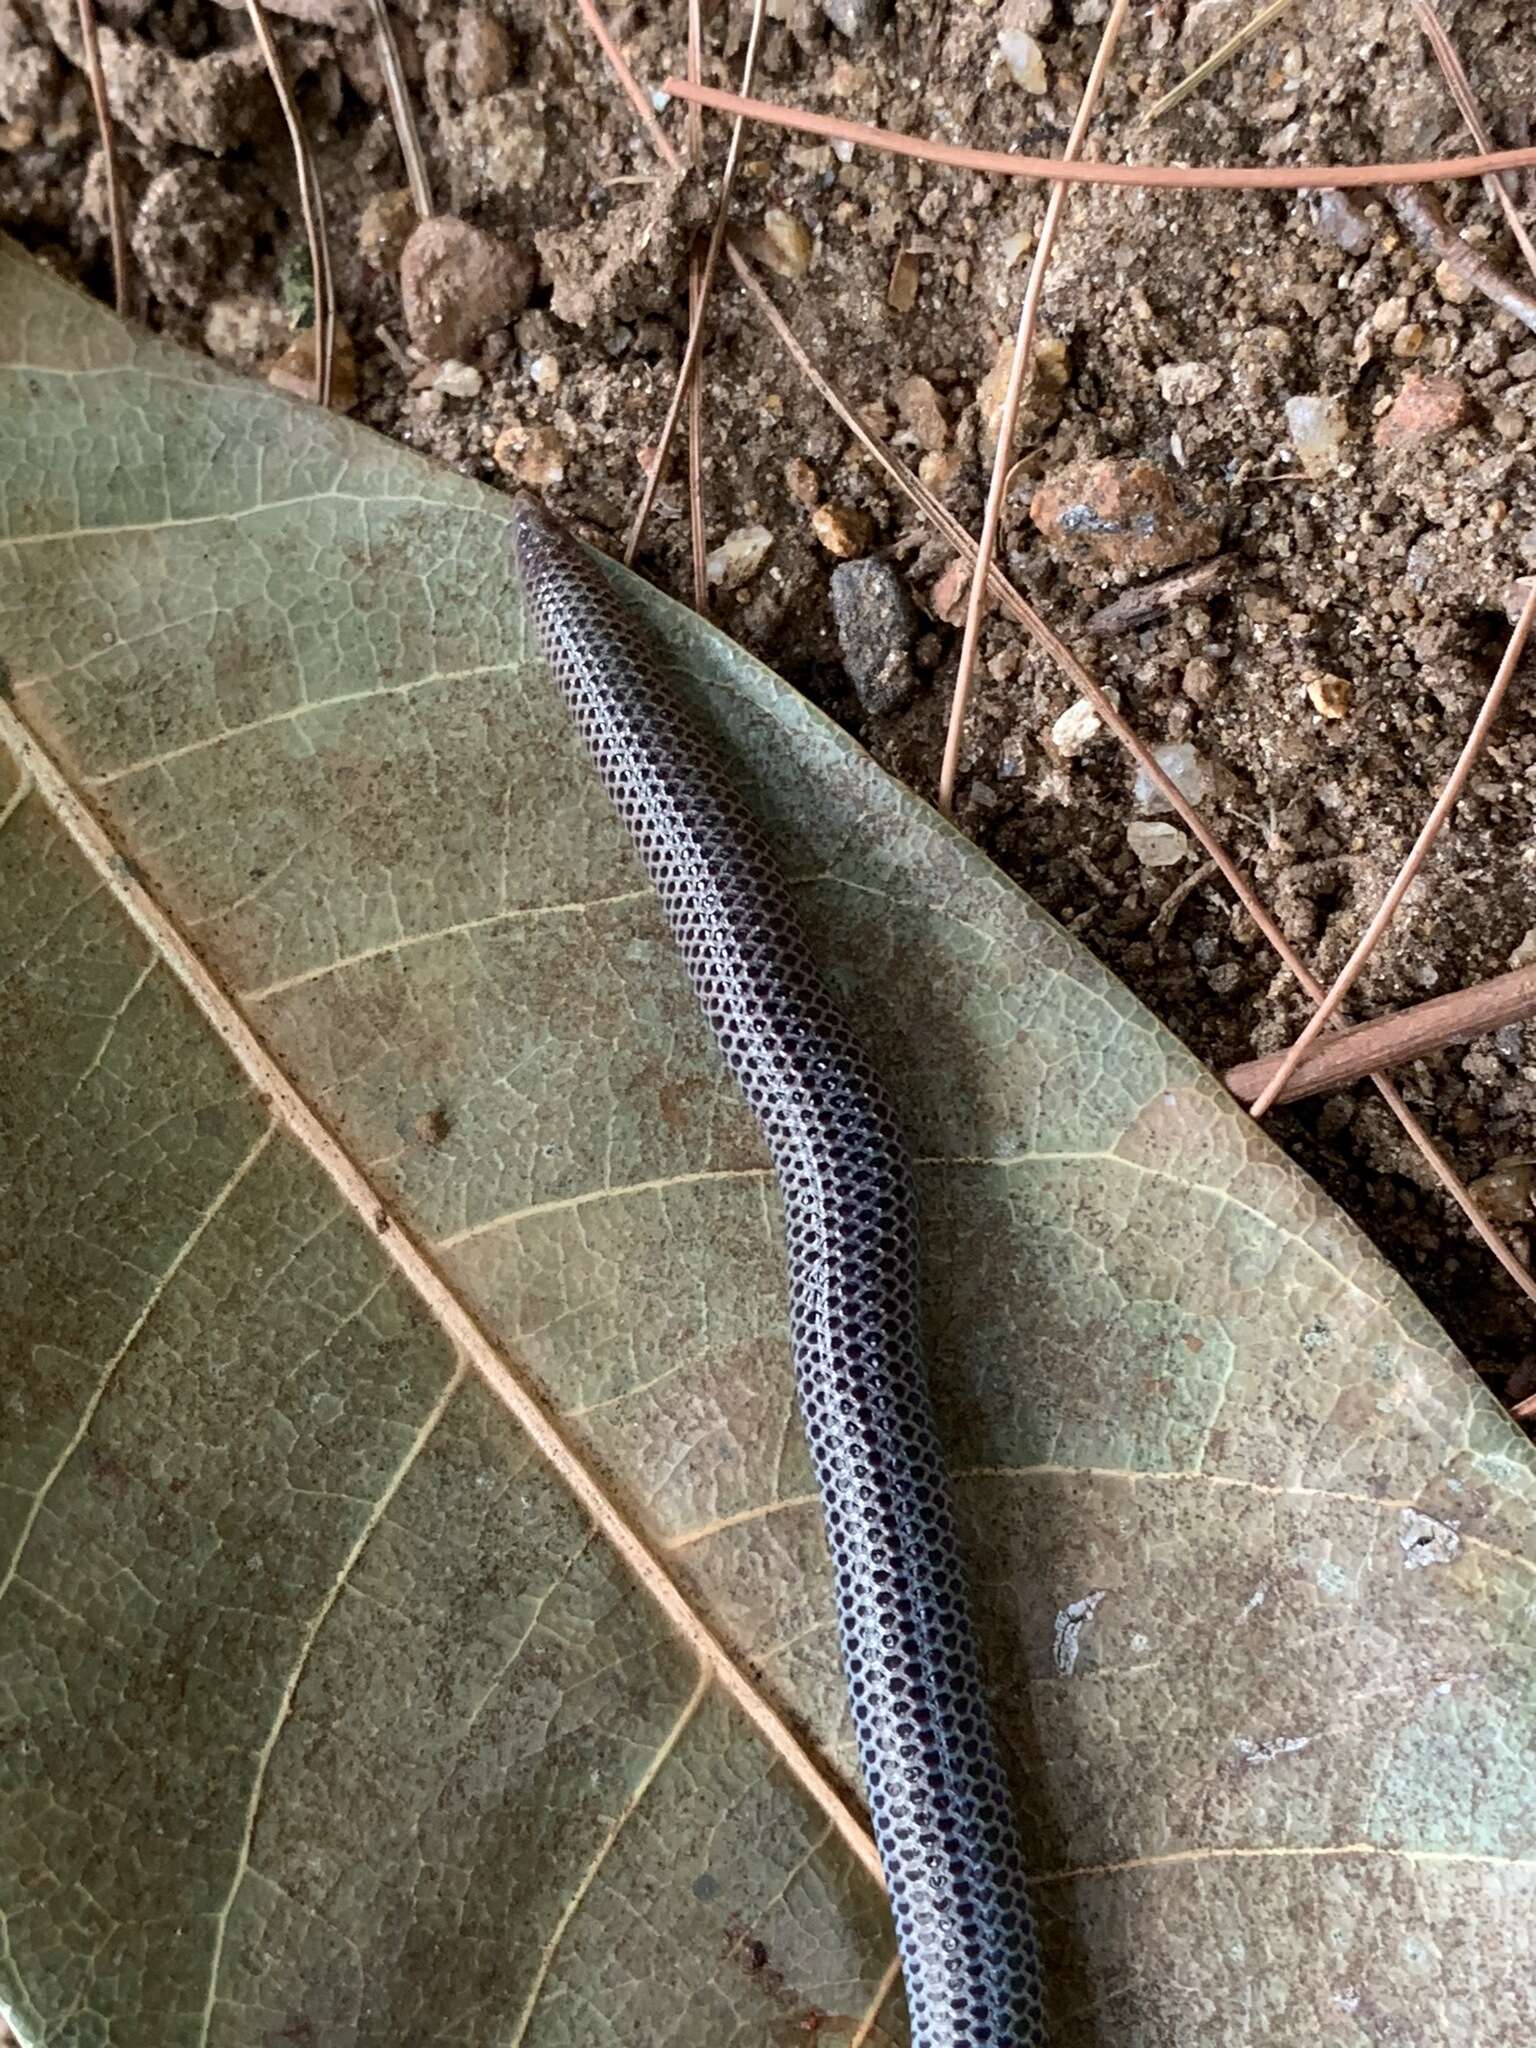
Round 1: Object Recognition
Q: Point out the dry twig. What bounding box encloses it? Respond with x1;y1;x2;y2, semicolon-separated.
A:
624;0;767;569
684;0;708;610
662;78;1536;191
366;0;433;220
1249;584;1536;1119
75;0;128;317
1411;0;1536;285
1086;557;1232;636
245;0;334;408
1142;0;1298;125
1226;964;1536;1107
939;0;1129;814
1387;183;1536;335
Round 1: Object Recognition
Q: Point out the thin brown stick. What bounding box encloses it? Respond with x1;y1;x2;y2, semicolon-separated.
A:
686;251;710;609
1226;963;1536;1107
685;0;708;610
0;693;884;1887
577;0;682;170
366;0;433;220
579;3;1536;1309
1387;183;1536;335
1149;858;1218;942
76;0;128;316
939;0;1128;815
662;77;1536;191
1249;584;1536;1119
1514;1391;1536;1421
1411;0;1536;285
624;0;766;568
245;0;334;408
1142;0;1298;125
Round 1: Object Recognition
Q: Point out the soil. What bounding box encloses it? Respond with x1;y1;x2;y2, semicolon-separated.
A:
4;0;1536;1406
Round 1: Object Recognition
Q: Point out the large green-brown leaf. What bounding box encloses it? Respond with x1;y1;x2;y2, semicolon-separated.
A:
2;241;1533;2046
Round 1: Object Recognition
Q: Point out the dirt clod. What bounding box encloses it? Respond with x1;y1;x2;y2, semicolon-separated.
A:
399;215;531;361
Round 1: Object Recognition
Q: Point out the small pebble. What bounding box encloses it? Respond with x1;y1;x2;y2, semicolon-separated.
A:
1127;820;1191;868
998;29;1047;91
919;449;963;496
1050;698;1104;758
888;250;920;312
821;0;887;36
1157;361;1222;406
748;207;813;278
1504;578;1536;624
1468;1161;1536;1226
979;332;1069;452
1031;458;1220;574
930;557;979;626
431;359;483;398
492;421;566;486
204;295;289;370
1133;741;1209;814
1433;258;1477;305
1310;189;1374;256
1284;393;1350;478
1304;671;1351;719
1182;656;1221;704
784;457;820;506
830;558;921;714
895;374;949;452
811;500;875;558
706;524;774;590
529;351;561;394
1374;374;1469;450
454;10;514;100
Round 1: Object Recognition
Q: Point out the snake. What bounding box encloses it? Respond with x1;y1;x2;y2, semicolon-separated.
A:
512;495;1044;2048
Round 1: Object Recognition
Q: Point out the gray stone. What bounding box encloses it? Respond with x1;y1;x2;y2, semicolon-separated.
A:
821;0;888;39
830;559;919;715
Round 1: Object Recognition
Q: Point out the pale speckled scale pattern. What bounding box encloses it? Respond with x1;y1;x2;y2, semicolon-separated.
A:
512;497;1043;2048
5;241;1536;2048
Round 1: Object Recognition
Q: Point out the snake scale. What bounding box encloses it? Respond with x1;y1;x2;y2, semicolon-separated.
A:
512;495;1044;2048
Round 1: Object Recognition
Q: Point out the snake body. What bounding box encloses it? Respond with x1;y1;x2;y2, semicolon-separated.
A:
512;497;1044;2048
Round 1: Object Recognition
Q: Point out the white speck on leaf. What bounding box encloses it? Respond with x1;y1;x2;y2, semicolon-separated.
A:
1398;1508;1461;1569
1053;1590;1106;1675
1234;1733;1311;1765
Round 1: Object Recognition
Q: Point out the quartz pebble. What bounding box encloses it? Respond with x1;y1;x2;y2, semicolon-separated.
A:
998;29;1047;91
1127;820;1191;868
1284;393;1350;477
1050;698;1104;758
1133;741;1209;814
706;524;773;590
